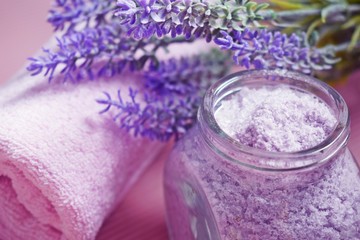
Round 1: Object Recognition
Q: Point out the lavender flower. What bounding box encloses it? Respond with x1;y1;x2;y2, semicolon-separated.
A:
214;29;339;74
115;0;268;40
49;0;115;31
28;22;135;81
144;48;230;95
97;50;230;141
115;0;337;74
35;0;123;81
97;88;200;141
27;21;190;81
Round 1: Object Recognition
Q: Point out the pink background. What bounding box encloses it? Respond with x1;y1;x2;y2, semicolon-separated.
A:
0;1;359;240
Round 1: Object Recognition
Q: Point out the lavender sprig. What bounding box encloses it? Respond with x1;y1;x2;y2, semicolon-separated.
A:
97;49;230;141
28;22;137;81
144;48;230;95
97;89;200;141
27;22;190;81
115;0;268;41
115;0;338;74
49;0;115;31
214;29;339;74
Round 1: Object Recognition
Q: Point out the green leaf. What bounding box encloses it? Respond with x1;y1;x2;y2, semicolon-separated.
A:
342;15;360;29
245;2;257;17
270;0;307;10
348;25;360;51
213;6;229;19
231;7;247;21
255;3;269;13
245;2;257;9
307;18;322;38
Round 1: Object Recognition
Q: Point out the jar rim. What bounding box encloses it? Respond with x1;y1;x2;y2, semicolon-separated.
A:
199;69;350;171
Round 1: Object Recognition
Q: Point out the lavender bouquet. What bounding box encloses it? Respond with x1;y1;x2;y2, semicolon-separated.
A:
28;0;360;141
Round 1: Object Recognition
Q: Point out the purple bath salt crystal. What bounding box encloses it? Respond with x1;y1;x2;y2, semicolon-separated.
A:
164;71;360;240
215;86;337;152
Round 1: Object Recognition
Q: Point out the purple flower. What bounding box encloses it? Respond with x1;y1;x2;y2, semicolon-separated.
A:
115;0;338;74
97;50;230;141
27;22;137;81
214;29;338;74
144;49;230;95
27;21;191;81
115;0;266;40
116;0;185;39
97;88;200;141
48;0;115;31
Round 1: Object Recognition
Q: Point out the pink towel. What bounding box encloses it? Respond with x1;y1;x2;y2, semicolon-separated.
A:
0;68;166;240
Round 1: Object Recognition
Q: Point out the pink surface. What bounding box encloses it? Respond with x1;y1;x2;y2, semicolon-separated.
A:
0;2;359;240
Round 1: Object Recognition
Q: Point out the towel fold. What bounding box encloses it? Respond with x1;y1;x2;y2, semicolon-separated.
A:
0;68;166;240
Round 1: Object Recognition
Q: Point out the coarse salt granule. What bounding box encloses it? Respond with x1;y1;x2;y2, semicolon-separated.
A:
215;85;337;152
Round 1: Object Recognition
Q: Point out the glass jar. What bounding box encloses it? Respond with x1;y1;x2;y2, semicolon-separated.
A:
164;69;360;240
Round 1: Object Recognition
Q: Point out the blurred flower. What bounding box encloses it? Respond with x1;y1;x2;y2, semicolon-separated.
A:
48;0;114;31
97;49;230;141
214;29;338;74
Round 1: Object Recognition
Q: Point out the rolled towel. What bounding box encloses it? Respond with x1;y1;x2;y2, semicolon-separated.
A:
0;68;166;240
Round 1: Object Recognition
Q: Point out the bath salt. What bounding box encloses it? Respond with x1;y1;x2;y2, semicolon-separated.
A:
215;85;337;152
164;74;360;240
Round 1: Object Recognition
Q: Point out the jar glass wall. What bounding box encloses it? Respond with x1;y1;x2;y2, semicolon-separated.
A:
164;69;360;240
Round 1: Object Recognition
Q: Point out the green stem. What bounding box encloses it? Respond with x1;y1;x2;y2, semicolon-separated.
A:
260;4;360;21
151;37;195;53
326;41;360;52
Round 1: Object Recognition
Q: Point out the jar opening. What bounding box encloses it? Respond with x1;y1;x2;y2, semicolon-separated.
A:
199;69;350;171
